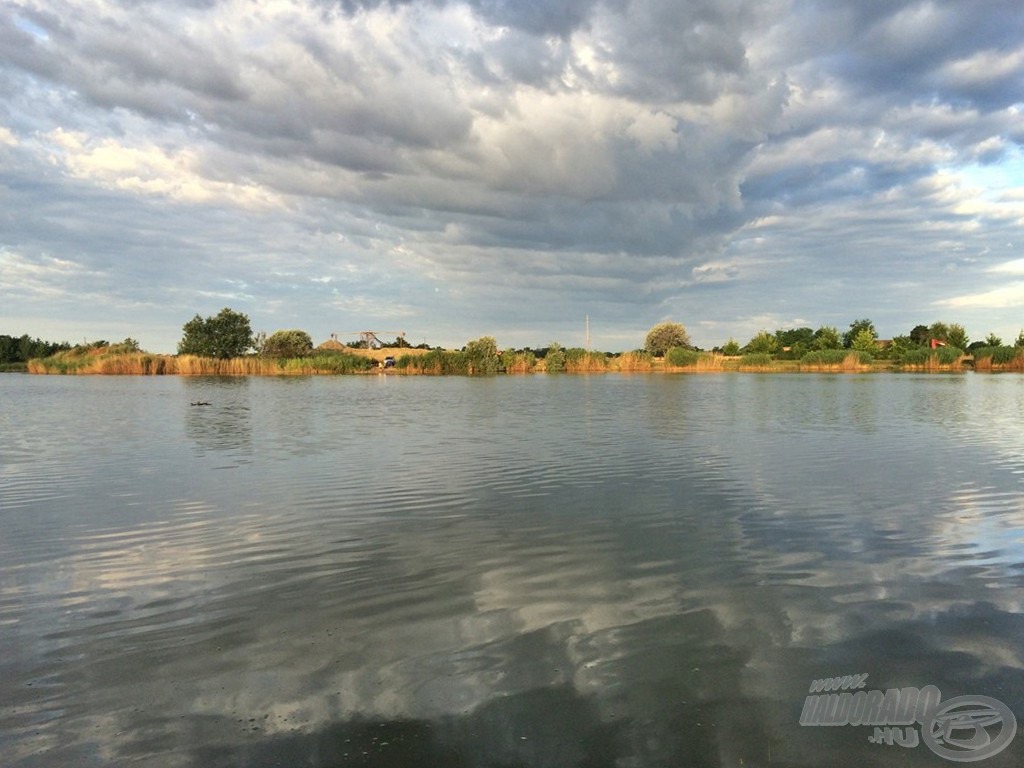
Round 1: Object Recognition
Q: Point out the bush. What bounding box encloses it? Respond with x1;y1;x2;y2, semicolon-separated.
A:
665;347;700;367
545;342;566;373
464;336;500;375
263;329;314;358
645;322;691;356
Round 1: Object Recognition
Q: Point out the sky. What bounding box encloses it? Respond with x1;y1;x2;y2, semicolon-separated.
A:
2;0;1023;353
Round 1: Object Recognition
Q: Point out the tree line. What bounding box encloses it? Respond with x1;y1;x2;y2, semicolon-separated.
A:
712;320;1024;360
9;311;1024;368
0;334;72;366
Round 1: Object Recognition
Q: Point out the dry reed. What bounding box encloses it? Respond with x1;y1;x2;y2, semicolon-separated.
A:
614;352;653;372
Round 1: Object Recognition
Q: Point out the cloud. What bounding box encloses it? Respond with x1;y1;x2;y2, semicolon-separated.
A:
3;0;1024;350
988;258;1024;275
937;282;1024;309
43;129;283;208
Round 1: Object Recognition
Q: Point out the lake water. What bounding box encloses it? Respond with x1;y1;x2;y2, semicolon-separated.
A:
2;372;1023;767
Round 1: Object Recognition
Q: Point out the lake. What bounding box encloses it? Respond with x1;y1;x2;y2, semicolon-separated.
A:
2;372;1023;767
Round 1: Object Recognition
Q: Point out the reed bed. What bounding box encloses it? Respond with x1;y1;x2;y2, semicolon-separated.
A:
395;349;469;375
611;351;651;371
738;353;775;371
799;350;873;372
500;350;537;373
564;348;609;372
29;349;374;375
972;346;1024;371
663;348;727;371
895;346;966;371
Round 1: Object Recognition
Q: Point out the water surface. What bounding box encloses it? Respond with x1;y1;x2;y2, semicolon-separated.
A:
2;373;1023;766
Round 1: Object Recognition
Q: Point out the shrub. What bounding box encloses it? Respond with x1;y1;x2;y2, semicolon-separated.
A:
545;342;566;373
665;347;700;367
645;322;691;356
743;331;778;355
263;329;314;358
464;336;500;375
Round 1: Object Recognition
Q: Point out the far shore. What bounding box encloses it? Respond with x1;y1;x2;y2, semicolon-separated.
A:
19;344;1024;376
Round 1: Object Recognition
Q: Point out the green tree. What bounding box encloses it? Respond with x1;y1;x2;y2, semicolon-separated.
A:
946;323;969;351
843;319;876;349
645;322;691;356
812;326;843;350
545;342;566;373
721;338;741;356
464;336;499;374
1016;330;1024;348
928;322;950;344
178;308;254;359
985;332;1003;347
888;335;918;358
909;325;930;346
775;327;814;359
850;326;878;355
262;329;313;358
744;330;778;355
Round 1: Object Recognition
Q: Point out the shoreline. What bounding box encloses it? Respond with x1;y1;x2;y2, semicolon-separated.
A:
21;341;1024;376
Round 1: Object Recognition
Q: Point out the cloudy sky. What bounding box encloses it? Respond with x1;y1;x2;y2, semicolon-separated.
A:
2;0;1023;352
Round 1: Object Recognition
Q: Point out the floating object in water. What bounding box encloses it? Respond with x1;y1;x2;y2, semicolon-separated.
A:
190;401;211;406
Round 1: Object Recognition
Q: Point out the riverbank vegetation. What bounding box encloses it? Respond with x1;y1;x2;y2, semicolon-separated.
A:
14;310;1024;376
27;342;374;375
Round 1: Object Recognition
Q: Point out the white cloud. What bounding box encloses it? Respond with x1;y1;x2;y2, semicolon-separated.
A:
937;282;1024;309
987;258;1024;276
43;129;283;209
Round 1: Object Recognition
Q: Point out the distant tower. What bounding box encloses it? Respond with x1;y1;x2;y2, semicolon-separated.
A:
585;315;591;350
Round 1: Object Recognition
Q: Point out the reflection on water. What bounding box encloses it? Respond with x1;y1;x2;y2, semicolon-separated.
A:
1;373;1023;767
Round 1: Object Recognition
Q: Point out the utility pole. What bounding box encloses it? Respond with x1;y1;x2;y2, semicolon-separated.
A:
585;315;591;350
